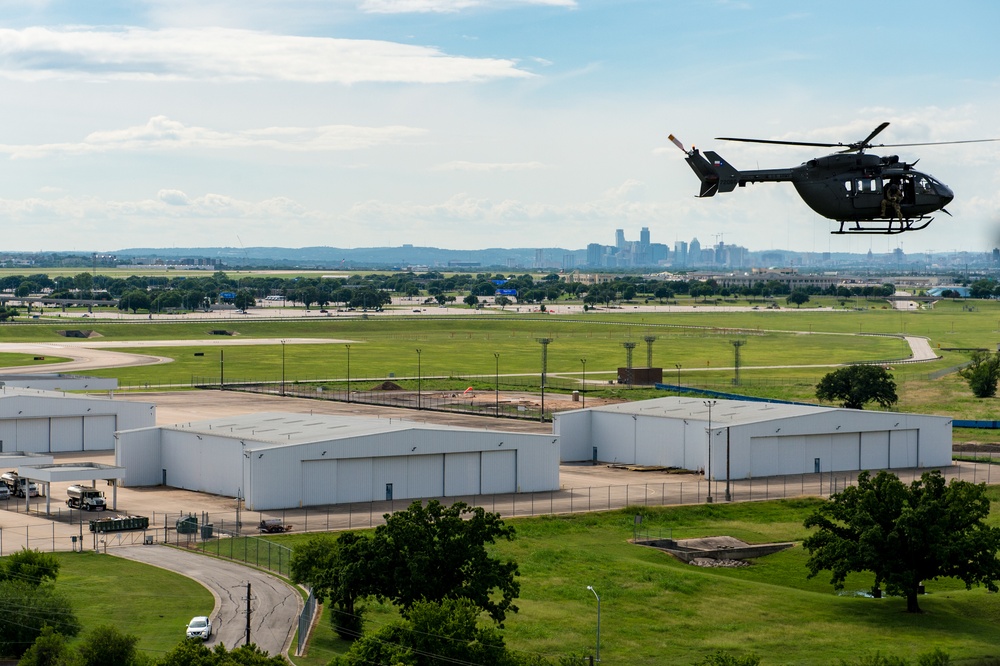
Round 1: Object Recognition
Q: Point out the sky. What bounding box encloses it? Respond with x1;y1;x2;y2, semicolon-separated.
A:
0;0;999;256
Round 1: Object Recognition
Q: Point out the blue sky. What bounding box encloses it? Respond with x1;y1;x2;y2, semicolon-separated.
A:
0;0;998;255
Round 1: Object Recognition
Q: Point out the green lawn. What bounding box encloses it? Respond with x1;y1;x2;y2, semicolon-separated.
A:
52;551;213;657
273;492;1000;666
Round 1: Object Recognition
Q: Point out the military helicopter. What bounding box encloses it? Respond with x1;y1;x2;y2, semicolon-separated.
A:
669;122;997;235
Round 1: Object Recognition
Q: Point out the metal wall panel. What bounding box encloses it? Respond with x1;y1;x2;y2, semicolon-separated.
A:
301;459;337;506
481;450;516;494
749;436;806;477
444;452;480;496
860;431;888;469
889;430;918;468
371;456;409;500
117;429;163;486
50;417;83;452
337;458;372;503
17;418;49;453
0;421;15;453
829;433;859;471
407;454;444;499
84;415;116;450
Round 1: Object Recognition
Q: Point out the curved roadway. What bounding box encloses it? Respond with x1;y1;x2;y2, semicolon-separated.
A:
114;545;302;656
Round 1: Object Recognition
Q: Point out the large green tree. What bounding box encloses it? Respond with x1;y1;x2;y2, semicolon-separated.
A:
803;470;1000;612
290;532;371;640
958;351;1000;398
815;364;897;410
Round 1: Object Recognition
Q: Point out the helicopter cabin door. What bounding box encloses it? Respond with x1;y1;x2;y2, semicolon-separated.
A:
849;176;882;210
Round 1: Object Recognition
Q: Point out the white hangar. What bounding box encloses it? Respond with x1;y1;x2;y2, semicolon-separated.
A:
554;397;952;479
0;387;154;453
116;413;560;510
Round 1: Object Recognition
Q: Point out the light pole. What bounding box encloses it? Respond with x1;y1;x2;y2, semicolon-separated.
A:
280;339;286;396
537;338;553;423
416;348;422;410
674;363;682;386
704;399;717;503
345;344;351;403
586;585;601;663
580;358;587;409
494;352;500;418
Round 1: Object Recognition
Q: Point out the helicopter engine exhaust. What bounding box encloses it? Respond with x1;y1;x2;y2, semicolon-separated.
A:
668;134;740;197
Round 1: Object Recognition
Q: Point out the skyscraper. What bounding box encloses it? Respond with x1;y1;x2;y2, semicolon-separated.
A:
688;238;701;266
674;241;688;267
615;229;626;250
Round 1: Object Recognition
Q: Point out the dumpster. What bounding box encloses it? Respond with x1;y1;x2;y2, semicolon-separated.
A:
176;515;198;534
200;524;214;539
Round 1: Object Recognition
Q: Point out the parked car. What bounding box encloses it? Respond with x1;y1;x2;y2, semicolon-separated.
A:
0;485;9;500
186;616;212;640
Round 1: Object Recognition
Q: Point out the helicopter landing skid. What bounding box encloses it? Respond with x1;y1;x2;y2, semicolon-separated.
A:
832;217;933;235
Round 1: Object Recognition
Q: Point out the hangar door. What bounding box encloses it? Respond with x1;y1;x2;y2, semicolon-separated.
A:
889;430;919;469
83;415;116;450
444;452;480;496
50;417;83;452
0;420;17;452
16;419;49;453
337;459;373;503
481;450;516;494
301;459;338;506
860;431;889;469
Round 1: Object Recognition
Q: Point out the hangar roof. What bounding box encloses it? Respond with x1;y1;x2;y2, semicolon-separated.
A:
162;413;520;449
578;397;837;426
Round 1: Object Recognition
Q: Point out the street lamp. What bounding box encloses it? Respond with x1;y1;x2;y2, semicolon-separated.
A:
586;585;601;663
416;348;422;410
345;344;351;403
280;339;286;396
494;352;500;418
674;363;682;386
580;358;587;409
704;399;717;503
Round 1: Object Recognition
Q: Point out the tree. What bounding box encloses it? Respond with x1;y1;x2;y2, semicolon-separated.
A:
76;625;142;666
958;351;1000;398
17;625;73;666
495;295;512;310
118;289;150;314
786;290;810;308
815;365;897;410
803;470;1000;613
464;294;479;308
367;500;520;625
159;642;286;666
234;289;256;311
291;532;371;640
0;581;80;657
2;549;60;586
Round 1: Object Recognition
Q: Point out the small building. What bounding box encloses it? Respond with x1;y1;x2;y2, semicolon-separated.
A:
554;397;951;479
116;413;560;510
0;374;118;392
0;387;154;453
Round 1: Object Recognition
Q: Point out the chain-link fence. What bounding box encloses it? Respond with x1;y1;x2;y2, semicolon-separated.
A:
2;461;992;559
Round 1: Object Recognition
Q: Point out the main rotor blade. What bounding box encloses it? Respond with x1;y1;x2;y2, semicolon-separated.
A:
872;138;1000;148
859;122;891;148
716;137;842;148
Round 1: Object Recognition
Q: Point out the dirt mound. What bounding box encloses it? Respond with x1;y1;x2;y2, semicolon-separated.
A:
56;330;102;338
371;381;404;391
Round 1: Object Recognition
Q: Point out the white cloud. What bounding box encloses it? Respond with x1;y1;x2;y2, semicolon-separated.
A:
0;116;428;159
359;0;576;14
0;26;533;83
433;160;545;171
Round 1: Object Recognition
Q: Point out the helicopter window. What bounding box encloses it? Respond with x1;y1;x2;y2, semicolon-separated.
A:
916;177;933;194
844;181;853;193
856;178;878;193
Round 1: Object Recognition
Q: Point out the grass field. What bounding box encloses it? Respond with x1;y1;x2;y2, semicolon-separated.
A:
52;551;213;658
269;491;1000;666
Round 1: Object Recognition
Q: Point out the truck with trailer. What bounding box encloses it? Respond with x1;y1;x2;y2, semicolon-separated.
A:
66;485;106;511
1;471;39;498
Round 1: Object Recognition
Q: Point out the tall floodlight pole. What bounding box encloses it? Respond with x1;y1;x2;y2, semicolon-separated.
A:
674;363;682;386
494;352;500;417
730;339;746;386
537;338;553;422
580;358;587;409
704;399;717;503
280;340;286;396
220;349;224;389
415;348;422;410
643;335;657;368
345;344;351;403
622;341;637;388
586;585;601;663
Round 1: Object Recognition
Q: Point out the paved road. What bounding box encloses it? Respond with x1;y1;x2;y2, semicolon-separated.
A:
113;544;302;656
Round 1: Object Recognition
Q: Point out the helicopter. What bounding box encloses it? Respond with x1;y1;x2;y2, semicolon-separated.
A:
668;122;997;235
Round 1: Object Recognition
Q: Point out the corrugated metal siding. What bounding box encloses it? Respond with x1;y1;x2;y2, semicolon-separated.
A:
481;450;516;494
301;460;337;506
337;458;372;503
0;420;15;453
84;415;116;450
407;454;444;498
829;433;859;471
860;431;888;469
17;418;49;453
50;417;83;452
117;429;163;486
372;456;409;500
889;430;918;468
444;452;480;496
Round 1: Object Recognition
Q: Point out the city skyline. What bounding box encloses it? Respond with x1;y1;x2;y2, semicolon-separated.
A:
0;1;997;254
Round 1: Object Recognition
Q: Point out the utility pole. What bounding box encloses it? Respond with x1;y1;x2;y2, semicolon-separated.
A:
621;341;637;388
245;582;252;646
643;335;657;368
730;339;746;386
536;338;553;422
